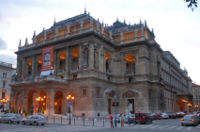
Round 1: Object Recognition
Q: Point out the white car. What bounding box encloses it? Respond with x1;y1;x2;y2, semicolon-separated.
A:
21;115;46;126
161;113;169;119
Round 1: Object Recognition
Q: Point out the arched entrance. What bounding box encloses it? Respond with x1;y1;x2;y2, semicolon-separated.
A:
123;90;138;114
54;91;63;114
37;90;47;114
104;89;115;114
27;88;37;114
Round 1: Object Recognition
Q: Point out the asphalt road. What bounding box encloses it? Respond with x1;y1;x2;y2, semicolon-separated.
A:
0;118;199;132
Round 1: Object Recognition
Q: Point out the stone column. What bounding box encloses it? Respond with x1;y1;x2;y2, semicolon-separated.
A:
65;48;69;79
53;50;57;76
90;18;93;30
141;28;145;40
32;56;36;80
46;88;55;115
54;27;58;41
120;32;124;44
43;28;46;44
134;29;138;40
80;20;83;31
66;25;70;37
89;43;94;69
22;58;27;79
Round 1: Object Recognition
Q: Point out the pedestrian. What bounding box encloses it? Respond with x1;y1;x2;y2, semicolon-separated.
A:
121;114;124;127
110;114;114;128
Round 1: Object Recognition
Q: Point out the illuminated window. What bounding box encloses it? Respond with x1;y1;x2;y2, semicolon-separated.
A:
59;51;66;70
105;51;111;72
72;48;79;58
125;53;136;73
105;52;110;61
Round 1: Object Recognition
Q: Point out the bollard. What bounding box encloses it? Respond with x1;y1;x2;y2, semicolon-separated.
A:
103;117;105;127
61;117;62;124
53;116;55;124
83;118;85;126
46;116;48;123
93;119;94;126
74;117;75;126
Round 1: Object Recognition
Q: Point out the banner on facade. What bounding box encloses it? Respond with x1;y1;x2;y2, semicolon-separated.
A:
41;46;54;76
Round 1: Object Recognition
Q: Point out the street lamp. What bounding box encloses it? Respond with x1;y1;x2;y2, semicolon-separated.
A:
0;98;9;112
35;96;46;114
66;94;75;125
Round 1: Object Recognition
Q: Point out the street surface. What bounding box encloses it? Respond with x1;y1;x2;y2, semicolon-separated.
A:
0;118;200;132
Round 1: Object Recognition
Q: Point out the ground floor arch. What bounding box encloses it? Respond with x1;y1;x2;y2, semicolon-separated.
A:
54;91;63;114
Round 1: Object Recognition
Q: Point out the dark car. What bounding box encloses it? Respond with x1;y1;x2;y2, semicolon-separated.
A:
166;112;177;119
124;114;135;124
155;113;162;120
135;112;152;124
0;113;22;124
149;113;157;120
21;115;46;126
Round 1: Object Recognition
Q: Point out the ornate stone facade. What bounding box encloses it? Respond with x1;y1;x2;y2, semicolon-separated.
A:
11;12;193;117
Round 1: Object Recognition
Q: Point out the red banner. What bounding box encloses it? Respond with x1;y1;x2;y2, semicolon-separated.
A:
41;46;54;71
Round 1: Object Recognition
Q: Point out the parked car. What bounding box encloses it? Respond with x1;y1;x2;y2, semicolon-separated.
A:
21;115;46;126
180;115;199;126
176;112;185;118
149;113;157;120
166;112;177;119
161;113;169;119
135;112;152;124
0;113;22;124
124;114;135;124
155;113;162;120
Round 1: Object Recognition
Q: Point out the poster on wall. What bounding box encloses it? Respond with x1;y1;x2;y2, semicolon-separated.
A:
40;46;54;76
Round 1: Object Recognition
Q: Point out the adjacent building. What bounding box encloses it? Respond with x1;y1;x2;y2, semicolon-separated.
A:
11;11;193;117
0;61;15;112
192;83;200;112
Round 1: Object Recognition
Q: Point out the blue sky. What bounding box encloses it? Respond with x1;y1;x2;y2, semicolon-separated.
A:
0;0;200;84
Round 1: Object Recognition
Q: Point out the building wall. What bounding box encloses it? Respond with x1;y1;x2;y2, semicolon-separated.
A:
0;61;14;111
11;13;193;117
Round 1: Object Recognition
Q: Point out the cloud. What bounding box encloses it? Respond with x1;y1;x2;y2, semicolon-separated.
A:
0;52;16;67
0;38;8;51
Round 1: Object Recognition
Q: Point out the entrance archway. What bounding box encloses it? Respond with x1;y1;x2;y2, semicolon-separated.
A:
104;89;115;114
123;90;139;114
54;91;63;114
38;90;47;114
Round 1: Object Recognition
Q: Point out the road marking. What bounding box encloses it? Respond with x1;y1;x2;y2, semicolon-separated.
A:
168;126;177;129
176;126;184;130
185;127;192;130
149;125;160;129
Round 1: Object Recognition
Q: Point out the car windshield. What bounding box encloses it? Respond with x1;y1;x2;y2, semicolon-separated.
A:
184;115;193;119
4;114;15;117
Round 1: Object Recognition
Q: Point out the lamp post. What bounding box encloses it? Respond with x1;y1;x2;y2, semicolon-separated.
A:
66;94;75;125
0;98;9;112
35;96;46;114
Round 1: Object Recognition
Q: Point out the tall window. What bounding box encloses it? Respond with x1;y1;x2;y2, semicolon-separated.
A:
2;81;6;88
125;53;136;74
37;56;42;75
3;72;7;78
71;48;79;70
105;51;110;72
2;92;5;99
59;51;66;71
